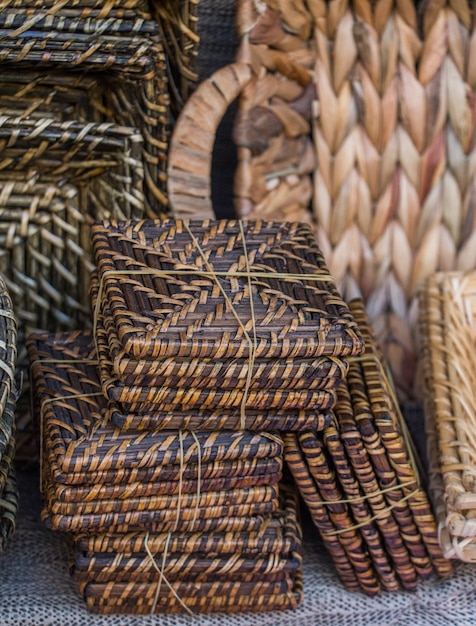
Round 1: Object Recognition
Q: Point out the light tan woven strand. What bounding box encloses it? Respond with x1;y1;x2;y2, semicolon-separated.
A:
144;531;194;616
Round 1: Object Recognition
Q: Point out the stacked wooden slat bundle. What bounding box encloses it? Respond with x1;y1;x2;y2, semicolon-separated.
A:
420;271;476;562
285;300;452;596
0;276;19;554
28;218;364;614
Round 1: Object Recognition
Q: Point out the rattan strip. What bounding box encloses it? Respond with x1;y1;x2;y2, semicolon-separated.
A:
154;0;200;116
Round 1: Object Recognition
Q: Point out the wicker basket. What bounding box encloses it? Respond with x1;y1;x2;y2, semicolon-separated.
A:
420;270;476;561
0;12;169;214
168;0;476;403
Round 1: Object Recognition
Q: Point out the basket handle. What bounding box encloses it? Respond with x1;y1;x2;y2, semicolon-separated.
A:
168;62;253;219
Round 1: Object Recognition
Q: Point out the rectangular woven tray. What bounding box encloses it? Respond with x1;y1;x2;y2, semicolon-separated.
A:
29;327;332;432
72;553;301;585
73;483;301;557
50;462;281;503
95;287;346;391
90;219;364;361
81;575;303;615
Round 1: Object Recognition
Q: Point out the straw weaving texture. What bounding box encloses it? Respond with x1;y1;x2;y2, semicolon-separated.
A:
167;0;476;401
420;270;476;561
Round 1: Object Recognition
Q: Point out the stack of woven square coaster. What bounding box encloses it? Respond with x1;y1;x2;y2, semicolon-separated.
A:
0;276;19;554
28;218;364;614
284;299;452;596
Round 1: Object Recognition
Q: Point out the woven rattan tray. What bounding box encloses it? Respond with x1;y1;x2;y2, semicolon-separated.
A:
81;575;303;615
91;219;364;361
420;271;476;559
72;552;301;584
285;299;451;595
27;330;283;477
74;484;301;557
92;273;347;390
50;461;281;503
97;305;345;391
46;481;279;518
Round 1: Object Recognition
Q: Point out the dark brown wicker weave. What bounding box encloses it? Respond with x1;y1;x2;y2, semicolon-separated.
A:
0;10;169;214
91;219;364;361
74;483;300;556
284;298;452;596
83;575;302;615
50;463;281;503
94;277;347;390
0;277;17;459
0;466;18;554
47;482;279;518
27;331;282;475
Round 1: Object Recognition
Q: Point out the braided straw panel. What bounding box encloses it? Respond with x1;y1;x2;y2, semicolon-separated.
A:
225;0;476;401
420;270;476;560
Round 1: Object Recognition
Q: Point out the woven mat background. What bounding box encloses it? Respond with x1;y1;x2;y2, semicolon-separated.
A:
1;469;476;626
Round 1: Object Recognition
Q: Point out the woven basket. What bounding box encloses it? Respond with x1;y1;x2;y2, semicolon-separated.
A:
82;577;303;615
0;276;17;457
420;270;476;560
0;118;144;362
168;0;476;402
0;14;169;214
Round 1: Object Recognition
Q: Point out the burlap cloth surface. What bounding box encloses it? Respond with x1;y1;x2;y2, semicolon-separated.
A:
0;469;475;626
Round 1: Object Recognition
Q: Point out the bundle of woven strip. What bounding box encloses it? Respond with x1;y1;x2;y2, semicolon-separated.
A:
420;271;476;562
284;299;452;596
0;275;19;554
28;218;364;615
